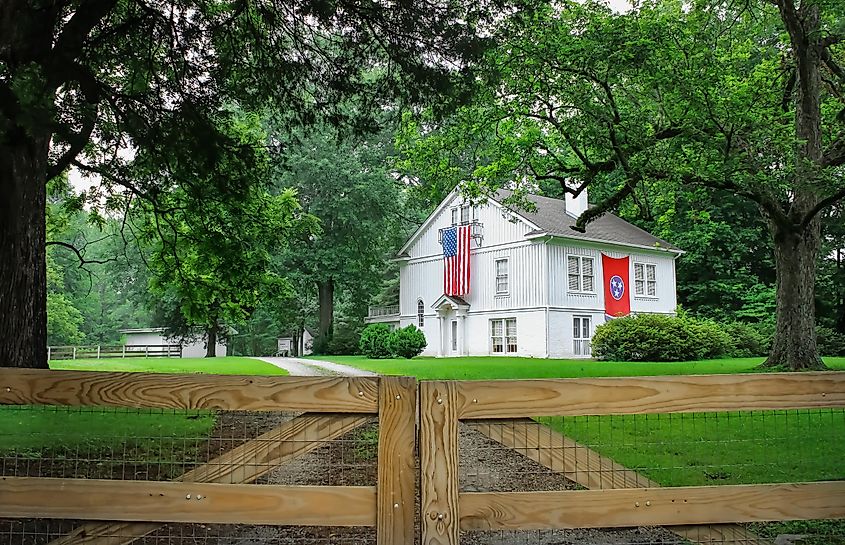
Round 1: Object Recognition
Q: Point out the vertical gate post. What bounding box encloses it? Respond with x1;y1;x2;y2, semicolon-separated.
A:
420;381;460;545
377;376;417;545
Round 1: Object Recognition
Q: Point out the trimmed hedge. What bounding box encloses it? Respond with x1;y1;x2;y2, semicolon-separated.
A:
359;323;427;359
387;325;427;359
592;314;733;362
359;323;393;359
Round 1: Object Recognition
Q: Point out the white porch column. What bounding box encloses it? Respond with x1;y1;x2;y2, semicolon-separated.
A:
457;310;468;356
438;314;447;357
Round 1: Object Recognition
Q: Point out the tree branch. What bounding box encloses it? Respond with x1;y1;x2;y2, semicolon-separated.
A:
801;185;845;228
47;0;118;89
572;176;638;232
822;131;845;167
46;240;117;267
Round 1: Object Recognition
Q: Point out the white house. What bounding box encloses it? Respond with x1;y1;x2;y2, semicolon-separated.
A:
120;328;228;358
366;189;682;358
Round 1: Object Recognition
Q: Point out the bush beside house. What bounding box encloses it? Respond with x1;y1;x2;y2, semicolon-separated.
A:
359;324;426;359
592;314;735;361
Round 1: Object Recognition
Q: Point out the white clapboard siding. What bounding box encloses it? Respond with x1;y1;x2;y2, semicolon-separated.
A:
547;241;677;314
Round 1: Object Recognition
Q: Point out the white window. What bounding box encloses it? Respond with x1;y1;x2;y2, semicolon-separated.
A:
495;258;509;295
573;316;592;356
417;299;425;328
567;255;595;293
634;263;657;297
451;320;458;351
451;205;474;225
491;318;517;354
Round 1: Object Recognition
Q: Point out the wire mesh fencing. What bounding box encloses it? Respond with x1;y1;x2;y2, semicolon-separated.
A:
0;405;377;485
0;405;381;544
456;409;845;544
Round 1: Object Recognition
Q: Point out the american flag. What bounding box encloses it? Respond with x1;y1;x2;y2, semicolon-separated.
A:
442;225;471;296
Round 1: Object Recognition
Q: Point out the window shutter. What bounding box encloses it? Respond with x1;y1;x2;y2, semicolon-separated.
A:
568;256;580;291
582;257;594;292
634;263;644;280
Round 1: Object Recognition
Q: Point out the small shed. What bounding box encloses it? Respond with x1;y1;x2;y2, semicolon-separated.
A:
120;328;228;358
276;328;314;357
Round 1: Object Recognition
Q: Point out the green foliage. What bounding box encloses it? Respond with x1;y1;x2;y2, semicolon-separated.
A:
721;322;769;358
271;124;407;339
46;292;84;345
386;325;427;359
817;326;845;357
326;323;363;355
142;113;313;346
358;323;394;359
592;314;732;362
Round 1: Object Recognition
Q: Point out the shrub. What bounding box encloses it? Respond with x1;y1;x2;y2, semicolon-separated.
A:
386;325;427;359
817;326;845;357
326;324;362;355
359;323;393;359
721;322;769;357
592;314;732;362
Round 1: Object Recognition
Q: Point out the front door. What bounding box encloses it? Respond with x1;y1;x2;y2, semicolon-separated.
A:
573;316;592;356
450;320;458;353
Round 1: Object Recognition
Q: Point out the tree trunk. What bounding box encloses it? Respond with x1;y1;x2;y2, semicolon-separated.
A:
317;278;334;340
760;1;827;371
0;1;55;369
761;222;826;370
292;327;301;357
205;323;218;358
0;133;50;369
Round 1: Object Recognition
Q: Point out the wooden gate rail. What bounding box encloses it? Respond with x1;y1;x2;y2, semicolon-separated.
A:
421;372;845;545
0;369;416;545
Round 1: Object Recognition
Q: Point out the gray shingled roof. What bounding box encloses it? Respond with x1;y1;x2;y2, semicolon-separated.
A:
495;190;681;252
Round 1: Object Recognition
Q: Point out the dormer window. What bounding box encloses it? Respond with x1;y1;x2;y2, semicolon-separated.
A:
451;205;475;225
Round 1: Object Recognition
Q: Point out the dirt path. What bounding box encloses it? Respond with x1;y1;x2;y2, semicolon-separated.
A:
251;356;376;377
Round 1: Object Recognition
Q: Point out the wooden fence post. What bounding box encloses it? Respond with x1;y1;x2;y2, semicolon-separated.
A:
47;346;51;361
377;376;417;545
145;345;149;358
96;345;100;359
122;345;126;358
72;346;76;360
420;381;459;545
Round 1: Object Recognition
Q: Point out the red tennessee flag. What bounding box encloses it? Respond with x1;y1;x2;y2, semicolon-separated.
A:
602;254;630;318
443;225;471;296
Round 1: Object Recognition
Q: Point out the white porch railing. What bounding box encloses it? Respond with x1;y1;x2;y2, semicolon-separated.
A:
368;305;400;318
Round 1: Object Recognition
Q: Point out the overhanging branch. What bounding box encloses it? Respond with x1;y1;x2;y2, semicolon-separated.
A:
46;240;117;267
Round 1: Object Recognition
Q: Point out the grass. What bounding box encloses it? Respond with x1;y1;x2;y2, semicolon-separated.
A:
313;355;845;512
540;409;845;487
49;355;288;375
1;357;286;471
305;354;845;380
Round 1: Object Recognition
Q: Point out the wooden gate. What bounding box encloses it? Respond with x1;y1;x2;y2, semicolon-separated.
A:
3;368;845;544
420;372;845;544
0;369;416;544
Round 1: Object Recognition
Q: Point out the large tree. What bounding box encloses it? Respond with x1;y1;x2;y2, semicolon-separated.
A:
137;113;310;357
0;0;509;368
398;0;845;370
273;125;403;343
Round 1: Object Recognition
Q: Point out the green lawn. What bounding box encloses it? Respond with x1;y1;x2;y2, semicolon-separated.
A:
1;357;286;473
306;354;845;379
50;355;288;375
